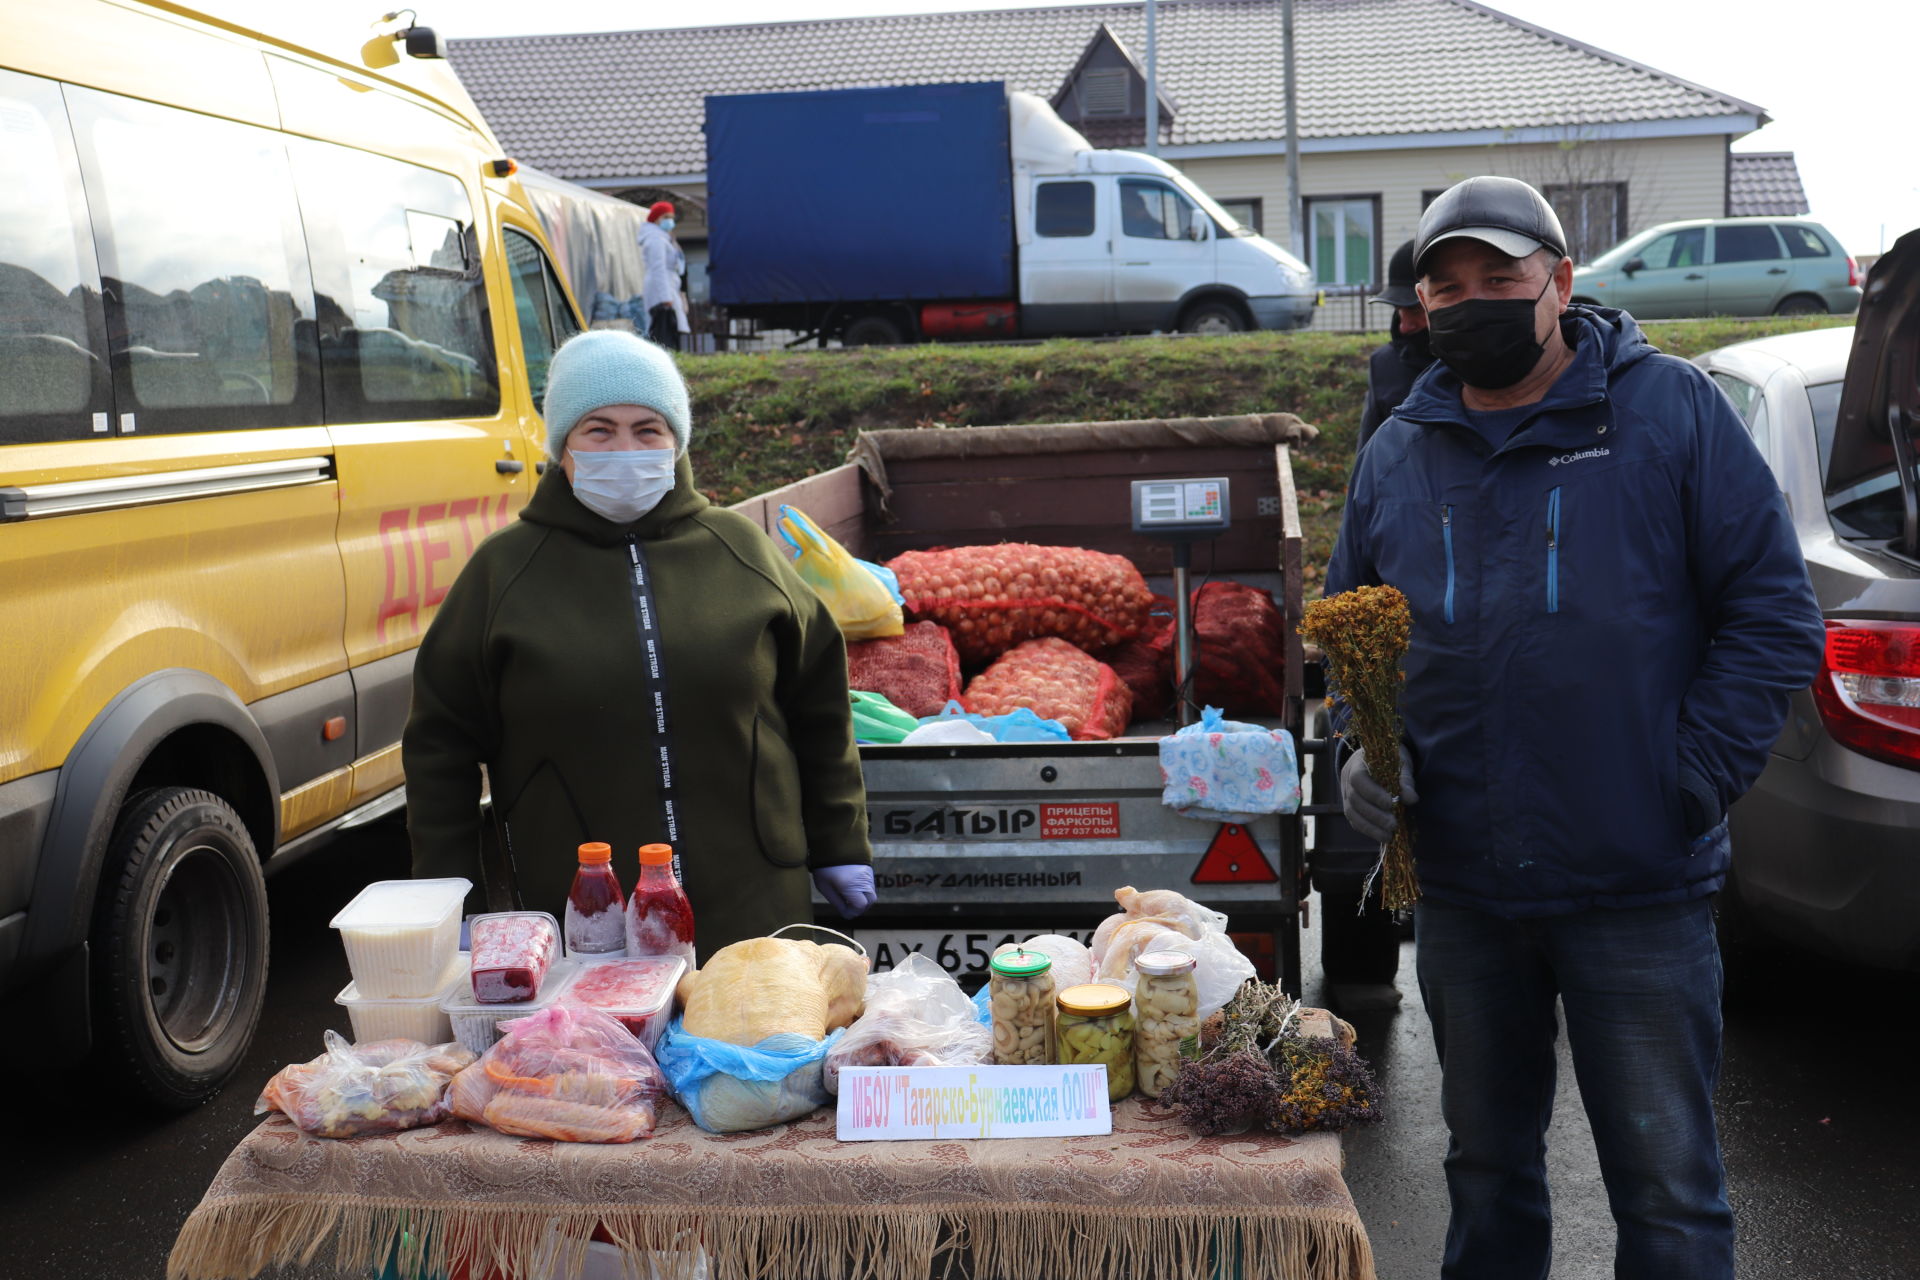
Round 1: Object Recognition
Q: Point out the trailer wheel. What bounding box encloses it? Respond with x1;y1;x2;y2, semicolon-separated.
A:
842;313;907;346
1178;300;1247;335
90;786;269;1110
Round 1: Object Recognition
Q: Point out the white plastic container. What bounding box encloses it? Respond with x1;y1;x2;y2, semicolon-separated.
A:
330;877;471;999
440;957;582;1055
564;955;687;1049
335;954;468;1044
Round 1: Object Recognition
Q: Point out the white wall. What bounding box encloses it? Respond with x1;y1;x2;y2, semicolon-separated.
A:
1176;133;1729;265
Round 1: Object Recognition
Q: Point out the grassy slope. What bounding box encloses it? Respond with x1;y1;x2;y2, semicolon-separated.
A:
683;315;1851;572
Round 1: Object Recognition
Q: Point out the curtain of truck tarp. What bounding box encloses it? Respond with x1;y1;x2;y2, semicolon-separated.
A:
517;169;652;315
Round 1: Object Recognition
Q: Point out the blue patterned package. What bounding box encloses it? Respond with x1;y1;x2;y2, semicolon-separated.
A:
1158;706;1302;822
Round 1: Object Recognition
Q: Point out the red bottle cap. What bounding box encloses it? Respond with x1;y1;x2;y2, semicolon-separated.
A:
578;842;612;864
638;843;674;866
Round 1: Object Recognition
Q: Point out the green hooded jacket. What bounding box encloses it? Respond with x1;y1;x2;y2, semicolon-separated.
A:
403;455;870;959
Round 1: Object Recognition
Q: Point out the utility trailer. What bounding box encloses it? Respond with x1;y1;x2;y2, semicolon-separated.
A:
732;416;1329;994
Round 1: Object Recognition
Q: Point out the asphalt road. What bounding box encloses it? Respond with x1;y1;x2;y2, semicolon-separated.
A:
3;819;1914;1279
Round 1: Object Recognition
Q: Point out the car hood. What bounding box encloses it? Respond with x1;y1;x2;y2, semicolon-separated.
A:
1828;228;1920;551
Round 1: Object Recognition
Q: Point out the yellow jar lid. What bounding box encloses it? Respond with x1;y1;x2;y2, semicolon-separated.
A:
1056;982;1132;1016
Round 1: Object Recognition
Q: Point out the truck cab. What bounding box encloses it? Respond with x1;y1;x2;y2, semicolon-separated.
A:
1013;95;1316;338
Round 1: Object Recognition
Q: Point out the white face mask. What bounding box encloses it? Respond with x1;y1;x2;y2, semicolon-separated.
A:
569;449;676;523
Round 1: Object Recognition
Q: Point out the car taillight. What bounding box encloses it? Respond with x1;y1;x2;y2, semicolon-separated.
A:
1847;255;1860;288
1811;621;1920;770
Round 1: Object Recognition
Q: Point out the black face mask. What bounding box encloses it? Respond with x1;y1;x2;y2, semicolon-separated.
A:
1425;273;1555;390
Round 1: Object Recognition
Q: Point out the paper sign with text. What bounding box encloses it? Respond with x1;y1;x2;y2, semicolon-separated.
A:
834;1064;1112;1141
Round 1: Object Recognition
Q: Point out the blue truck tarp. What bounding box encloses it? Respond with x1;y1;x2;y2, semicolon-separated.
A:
705;82;1014;307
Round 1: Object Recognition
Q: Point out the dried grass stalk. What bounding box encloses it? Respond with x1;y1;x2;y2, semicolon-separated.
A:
1299;585;1418;911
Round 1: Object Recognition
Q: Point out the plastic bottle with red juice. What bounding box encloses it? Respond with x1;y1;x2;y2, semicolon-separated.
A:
625;843;695;965
564;842;627;958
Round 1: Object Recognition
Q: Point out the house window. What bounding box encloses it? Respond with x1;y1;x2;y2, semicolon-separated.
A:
1079;68;1130;117
1036;181;1096;237
1306;196;1376;286
1544;182;1627;263
1217;198;1263;234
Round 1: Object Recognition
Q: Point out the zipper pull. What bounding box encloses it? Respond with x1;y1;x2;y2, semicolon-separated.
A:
1442;506;1452;527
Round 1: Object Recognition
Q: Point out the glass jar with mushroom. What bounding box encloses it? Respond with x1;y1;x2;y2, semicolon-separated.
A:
988;948;1056;1065
1055;983;1135;1101
1132;950;1201;1099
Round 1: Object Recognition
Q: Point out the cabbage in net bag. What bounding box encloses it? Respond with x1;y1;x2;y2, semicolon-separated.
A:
961;637;1133;741
886;543;1153;665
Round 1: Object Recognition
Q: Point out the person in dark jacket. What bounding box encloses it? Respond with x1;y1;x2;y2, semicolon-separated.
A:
1355;238;1435;458
403;330;875;959
1326;177;1823;1280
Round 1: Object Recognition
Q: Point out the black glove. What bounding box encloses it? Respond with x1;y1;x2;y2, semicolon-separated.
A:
1339;744;1418;844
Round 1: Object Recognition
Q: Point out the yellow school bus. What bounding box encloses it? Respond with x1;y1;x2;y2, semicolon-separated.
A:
0;1;585;1106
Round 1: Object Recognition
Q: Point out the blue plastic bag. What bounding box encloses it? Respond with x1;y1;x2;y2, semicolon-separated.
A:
655;1015;846;1134
917;700;1072;744
1158;706;1301;822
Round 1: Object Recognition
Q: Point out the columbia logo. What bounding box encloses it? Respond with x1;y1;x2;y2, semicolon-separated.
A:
1549;447;1612;468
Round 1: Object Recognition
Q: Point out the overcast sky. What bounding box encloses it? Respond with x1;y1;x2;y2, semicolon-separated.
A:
384;0;1912;256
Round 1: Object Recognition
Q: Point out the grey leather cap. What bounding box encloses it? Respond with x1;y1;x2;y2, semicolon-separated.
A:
1414;176;1568;274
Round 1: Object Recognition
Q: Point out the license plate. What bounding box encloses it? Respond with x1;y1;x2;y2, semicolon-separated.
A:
850;927;1095;977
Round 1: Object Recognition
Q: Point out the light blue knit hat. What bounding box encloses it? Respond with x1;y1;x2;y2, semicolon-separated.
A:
542;329;693;460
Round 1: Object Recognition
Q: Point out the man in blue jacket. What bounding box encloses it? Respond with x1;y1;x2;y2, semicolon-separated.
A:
1326;176;1824;1279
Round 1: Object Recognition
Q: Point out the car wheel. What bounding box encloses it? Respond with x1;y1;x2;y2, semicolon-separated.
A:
90;786;269;1110
841;314;906;346
1773;293;1828;317
1178;301;1247;335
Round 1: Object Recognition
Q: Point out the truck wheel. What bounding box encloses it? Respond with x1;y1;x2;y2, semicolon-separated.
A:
1773;293;1827;316
842;314;906;346
1178;301;1247;335
90;786;269;1110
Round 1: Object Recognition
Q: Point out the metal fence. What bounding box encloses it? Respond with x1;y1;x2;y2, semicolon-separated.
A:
1307;285;1391;335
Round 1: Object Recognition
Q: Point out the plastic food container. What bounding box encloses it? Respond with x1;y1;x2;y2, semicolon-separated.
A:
1056;982;1136;1101
563;955;688;1048
441;957;582;1054
335;954;468;1045
330;877;471;999
468;910;560;1003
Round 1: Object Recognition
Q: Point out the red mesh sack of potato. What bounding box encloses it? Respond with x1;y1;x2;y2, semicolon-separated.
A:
961;637;1133;741
1105;594;1177;720
845;622;963;719
886;544;1153;665
1192;581;1288;717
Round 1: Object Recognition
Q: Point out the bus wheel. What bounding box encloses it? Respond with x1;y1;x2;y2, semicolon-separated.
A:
91;787;269;1110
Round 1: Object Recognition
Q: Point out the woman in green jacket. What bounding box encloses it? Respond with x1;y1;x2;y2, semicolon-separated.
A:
402;330;875;959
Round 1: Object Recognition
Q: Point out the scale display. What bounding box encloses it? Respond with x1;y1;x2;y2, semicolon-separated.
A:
1130;477;1232;536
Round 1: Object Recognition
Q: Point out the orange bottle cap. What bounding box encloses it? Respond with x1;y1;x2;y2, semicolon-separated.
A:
577;842;612;864
638;843;674;866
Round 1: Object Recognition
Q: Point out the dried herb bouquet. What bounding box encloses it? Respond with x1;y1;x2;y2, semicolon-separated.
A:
1298;584;1417;911
1160;982;1382;1136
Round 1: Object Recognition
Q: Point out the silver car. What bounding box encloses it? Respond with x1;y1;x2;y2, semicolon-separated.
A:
1692;231;1920;970
1575;216;1862;318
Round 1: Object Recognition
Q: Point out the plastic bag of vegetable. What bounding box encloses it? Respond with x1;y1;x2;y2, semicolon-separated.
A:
886;543;1153;664
256;1033;475;1139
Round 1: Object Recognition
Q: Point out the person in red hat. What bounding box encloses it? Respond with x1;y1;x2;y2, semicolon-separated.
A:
636;200;689;350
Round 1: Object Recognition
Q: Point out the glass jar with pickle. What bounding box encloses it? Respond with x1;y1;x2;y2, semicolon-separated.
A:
1055;982;1135;1101
989;948;1056;1065
1132;950;1201;1098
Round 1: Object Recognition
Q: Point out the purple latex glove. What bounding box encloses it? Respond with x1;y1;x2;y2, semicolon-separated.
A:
813;864;877;918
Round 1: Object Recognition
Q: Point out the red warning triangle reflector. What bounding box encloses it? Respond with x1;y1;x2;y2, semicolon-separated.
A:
1190;823;1279;884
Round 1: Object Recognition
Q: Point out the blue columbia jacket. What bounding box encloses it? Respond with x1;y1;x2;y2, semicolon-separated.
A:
1325;306;1824;917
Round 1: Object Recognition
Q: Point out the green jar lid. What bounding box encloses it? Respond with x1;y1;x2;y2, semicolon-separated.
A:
989;948;1053;978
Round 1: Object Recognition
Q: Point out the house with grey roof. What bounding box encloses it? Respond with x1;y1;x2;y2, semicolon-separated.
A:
449;0;1776;303
1727;153;1811;218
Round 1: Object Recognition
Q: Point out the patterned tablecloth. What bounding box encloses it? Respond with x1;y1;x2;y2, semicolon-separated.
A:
171;1020;1373;1280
